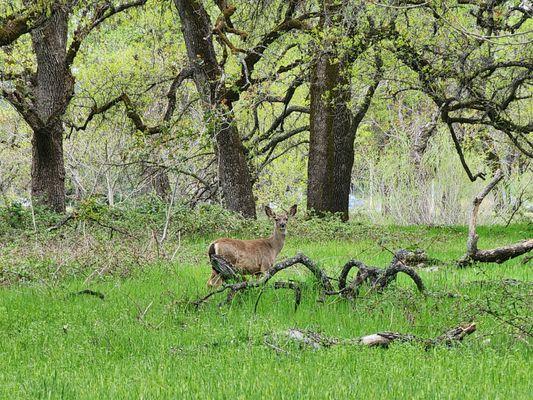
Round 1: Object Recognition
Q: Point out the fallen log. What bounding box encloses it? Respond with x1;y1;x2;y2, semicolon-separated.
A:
194;250;425;308
459;170;532;266
265;323;476;351
195;253;334;307
70;289;105;300
338;250;426;299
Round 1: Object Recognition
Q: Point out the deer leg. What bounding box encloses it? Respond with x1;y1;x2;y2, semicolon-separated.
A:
207;269;224;288
251;271;264;281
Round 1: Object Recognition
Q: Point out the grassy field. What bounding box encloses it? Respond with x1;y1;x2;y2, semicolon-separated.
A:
0;221;531;399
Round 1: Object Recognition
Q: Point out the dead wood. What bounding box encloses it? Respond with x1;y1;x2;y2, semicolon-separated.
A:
396;249;433;267
210;254;240;281
274;281;302;311
195;250;425;308
70;289;105;300
266;323;476;350
338;250;426;300
48;213;75;231
459;170;533;266
195;253;334;308
253;280;303;313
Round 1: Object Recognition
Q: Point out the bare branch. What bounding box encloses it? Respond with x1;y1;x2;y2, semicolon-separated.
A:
69;68;192;133
163;67;193;122
459;170;533;265
446;121;486;182
257;125;309;154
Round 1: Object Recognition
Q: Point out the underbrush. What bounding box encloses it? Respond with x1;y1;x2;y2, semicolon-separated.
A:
0;197;531;286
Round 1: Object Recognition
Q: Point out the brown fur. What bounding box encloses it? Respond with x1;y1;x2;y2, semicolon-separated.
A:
207;204;297;287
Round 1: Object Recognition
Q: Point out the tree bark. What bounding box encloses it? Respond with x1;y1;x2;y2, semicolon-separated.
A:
331;87;356;220
306;50;336;215
31;122;66;212
174;0;256;218
29;6;72;212
307;50;354;221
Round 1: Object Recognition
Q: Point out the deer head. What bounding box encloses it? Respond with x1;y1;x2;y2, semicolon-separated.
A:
265;204;297;236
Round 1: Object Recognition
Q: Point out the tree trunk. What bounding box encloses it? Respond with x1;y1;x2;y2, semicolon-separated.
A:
31;122;66;212
216;116;256;217
306;51;336;215
306;38;354;221
331;85;355;220
29;6;72;212
152;169;171;202
174;0;256;218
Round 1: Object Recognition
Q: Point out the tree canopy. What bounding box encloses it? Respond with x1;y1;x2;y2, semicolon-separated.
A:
1;0;531;223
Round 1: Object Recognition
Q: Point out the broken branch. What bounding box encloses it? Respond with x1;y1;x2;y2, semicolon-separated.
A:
266;323;477;350
459;170;533;265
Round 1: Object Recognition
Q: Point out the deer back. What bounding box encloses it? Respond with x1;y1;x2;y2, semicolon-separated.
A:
210;237;281;275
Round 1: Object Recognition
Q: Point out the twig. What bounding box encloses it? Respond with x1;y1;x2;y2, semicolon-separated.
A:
267;322;477;350
70;289;105;300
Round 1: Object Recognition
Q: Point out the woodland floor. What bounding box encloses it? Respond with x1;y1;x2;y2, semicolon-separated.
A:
0;224;531;399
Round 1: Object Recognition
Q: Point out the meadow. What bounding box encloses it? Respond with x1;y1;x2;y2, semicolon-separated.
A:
0;209;531;399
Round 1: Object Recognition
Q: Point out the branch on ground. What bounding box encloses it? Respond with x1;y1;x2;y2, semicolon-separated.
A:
338;249;426;300
194;250;426;308
459;169;533;266
265;322;476;351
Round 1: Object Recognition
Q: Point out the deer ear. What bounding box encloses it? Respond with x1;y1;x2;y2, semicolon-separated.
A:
264;205;275;218
289;204;297;217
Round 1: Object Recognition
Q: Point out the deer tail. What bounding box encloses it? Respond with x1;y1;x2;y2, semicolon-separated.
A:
208;242;216;260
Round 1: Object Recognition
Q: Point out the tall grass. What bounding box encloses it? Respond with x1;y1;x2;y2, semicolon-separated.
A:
0;219;531;399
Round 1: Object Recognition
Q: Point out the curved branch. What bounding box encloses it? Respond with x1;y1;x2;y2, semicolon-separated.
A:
459;170;533;265
445;121;486;182
257;125;309;154
338;250;426;299
194;253;334;307
66;0;148;66
0;3;51;46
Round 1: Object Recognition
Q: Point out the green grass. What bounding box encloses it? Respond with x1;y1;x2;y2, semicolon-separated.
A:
0;223;531;399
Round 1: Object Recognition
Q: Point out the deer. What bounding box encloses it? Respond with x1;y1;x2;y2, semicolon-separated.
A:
207;204;297;288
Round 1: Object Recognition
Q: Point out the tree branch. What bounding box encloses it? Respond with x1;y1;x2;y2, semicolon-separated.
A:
353;51;383;127
1;87;42;129
163;67;193;122
227;8;318;100
459;169;533;265
69;68;192;133
445;121;486;182
66;0;148;66
0;3;51;46
252;105;309;145
257;125;309;154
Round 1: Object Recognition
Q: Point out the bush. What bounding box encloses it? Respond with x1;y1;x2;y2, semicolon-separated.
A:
0;201;29;229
